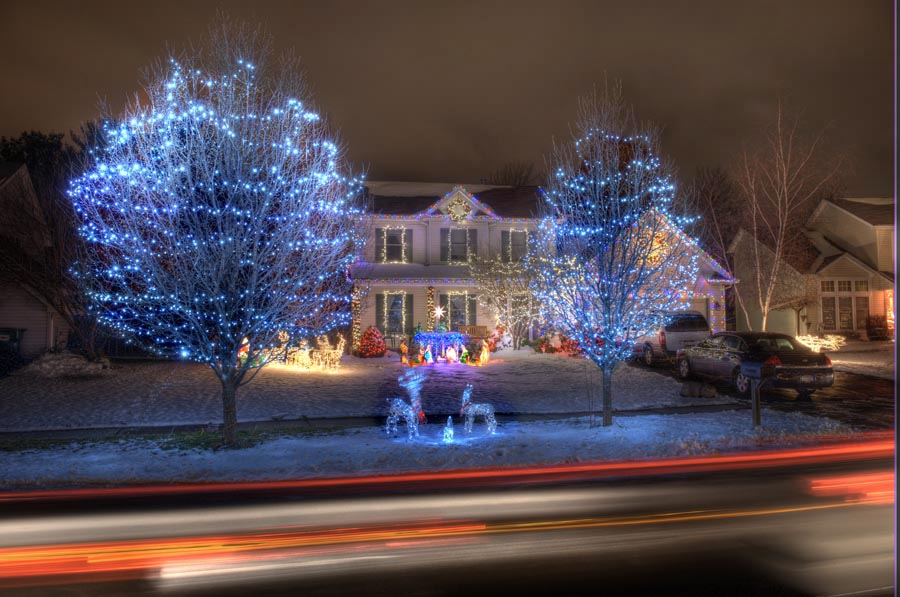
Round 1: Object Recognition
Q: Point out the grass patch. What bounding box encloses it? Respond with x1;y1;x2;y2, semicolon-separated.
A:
0;424;352;453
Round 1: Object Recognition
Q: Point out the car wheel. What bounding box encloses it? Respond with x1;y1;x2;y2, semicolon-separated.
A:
677;357;692;380
796;389;815;401
643;346;654;367
733;372;751;396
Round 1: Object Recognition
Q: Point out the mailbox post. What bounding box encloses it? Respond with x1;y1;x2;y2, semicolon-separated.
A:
741;362;776;427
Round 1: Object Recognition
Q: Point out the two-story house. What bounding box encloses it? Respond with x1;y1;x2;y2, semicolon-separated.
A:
349;182;734;349
805;197;894;337
729;197;895;338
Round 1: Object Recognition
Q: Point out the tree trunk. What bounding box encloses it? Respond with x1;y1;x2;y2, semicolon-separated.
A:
760;311;768;333
601;365;613;427
221;378;239;447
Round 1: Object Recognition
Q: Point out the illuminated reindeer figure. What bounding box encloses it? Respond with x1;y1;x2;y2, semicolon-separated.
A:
385;397;419;440
460;383;497;434
386;368;426;439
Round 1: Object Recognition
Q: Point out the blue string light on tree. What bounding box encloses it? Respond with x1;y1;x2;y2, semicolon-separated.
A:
67;23;364;446
526;83;701;428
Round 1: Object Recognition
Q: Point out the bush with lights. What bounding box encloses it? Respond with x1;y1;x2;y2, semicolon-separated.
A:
357;326;387;358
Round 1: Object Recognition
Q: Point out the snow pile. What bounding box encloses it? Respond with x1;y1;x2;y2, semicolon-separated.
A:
0;409;854;488
17;352;111;378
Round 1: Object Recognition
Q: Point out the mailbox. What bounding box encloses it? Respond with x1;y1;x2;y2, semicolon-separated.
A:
741;362;776;381
742;361;775;428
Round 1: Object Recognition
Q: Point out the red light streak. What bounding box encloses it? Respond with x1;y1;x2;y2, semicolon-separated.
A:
807;471;895;504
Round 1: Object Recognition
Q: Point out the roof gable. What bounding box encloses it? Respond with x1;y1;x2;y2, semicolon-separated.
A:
810;198;895;228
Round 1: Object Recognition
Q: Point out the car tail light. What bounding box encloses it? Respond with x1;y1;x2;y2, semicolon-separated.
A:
658;331;666;348
823;355;832;366
763;355;782;367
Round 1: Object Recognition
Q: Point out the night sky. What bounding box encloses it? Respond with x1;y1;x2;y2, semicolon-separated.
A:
2;0;894;196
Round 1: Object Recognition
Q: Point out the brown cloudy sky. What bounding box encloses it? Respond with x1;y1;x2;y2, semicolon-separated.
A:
2;0;894;195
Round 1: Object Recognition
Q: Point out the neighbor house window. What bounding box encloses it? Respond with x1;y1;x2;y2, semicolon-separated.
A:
821;297;836;330
838;297;853;330
376;227;411;263
820;279;870;331
501;229;529;262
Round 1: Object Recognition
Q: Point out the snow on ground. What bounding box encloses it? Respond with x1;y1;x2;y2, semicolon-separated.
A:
0;350;738;432
0;409;855;488
828;341;895;380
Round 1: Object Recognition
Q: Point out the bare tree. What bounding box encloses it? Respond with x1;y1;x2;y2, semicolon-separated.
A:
734;101;839;331
469;258;540;349
486;160;537;186
69;19;363;446
678;166;748;329
528;82;700;427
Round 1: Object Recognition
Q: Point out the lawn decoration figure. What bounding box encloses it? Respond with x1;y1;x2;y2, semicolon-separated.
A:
385;397;419;440
399;368;426;422
443;416;454;443
460;383;497;434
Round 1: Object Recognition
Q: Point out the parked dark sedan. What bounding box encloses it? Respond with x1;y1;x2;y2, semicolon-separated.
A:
675;332;834;399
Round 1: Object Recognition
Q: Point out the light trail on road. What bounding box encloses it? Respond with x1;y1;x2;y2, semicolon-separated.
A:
0;433;893;595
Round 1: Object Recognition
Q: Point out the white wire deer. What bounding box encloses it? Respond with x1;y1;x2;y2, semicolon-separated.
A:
385;368;426;439
460;383;497;434
385;397;419;440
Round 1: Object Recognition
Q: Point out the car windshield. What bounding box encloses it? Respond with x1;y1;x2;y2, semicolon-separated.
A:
752;337;798;351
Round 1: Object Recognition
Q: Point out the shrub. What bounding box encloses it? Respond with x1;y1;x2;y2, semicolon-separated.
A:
0;350;23;377
357;326;387;358
866;315;890;341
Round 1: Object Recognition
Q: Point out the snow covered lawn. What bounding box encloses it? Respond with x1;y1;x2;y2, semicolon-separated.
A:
0;409;855;488
0;350;739;432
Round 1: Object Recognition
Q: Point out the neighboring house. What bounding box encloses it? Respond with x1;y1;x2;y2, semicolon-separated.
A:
729;197;895;338
349;182;733;348
0;162;69;358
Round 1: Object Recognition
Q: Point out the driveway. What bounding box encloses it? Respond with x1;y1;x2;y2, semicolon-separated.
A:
636;361;895;430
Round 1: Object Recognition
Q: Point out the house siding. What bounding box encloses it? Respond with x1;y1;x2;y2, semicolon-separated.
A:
0;284;68;358
875;228;894;272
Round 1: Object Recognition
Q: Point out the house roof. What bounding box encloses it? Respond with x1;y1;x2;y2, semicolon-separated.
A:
827;198;895;226
366;182;542;219
0;161;25;188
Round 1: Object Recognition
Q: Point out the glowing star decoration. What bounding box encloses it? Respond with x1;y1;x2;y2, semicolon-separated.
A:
433;305;445;331
443;416;454;443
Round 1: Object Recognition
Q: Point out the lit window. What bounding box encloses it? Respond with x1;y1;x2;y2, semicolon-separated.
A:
855;280;868;292
821;280;834;292
502;230;529;261
838;280;852;292
377;228;408;263
450;229;468;261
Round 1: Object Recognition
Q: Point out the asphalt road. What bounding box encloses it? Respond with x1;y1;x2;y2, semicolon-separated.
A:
0;437;893;597
631;360;896;430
